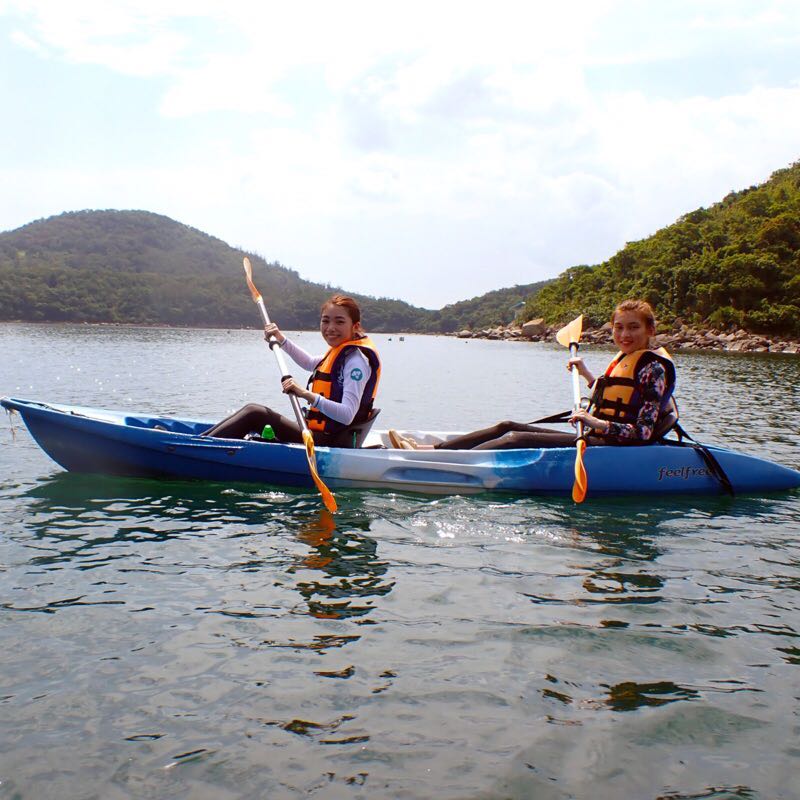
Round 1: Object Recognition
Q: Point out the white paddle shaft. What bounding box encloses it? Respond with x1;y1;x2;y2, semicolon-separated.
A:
256;297;307;430
569;342;584;439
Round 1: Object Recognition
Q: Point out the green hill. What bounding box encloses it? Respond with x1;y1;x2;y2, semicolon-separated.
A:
521;161;800;335
0;209;548;332
0;210;432;330
15;160;798;339
433;282;549;332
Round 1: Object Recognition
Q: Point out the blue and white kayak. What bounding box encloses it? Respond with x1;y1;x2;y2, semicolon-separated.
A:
3;397;799;498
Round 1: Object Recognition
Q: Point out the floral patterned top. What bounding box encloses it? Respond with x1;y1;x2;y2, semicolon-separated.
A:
602;359;668;442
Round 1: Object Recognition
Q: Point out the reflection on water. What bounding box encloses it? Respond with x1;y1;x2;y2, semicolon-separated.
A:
290;510;393;621
543;676;705;712
603;680;701;711
9;474;395;631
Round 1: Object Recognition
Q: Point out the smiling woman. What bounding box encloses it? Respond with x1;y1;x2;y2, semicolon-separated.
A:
389;299;677;451
202;294;381;447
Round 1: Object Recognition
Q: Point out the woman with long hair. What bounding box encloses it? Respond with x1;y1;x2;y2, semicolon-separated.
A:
390;299;675;450
205;295;381;447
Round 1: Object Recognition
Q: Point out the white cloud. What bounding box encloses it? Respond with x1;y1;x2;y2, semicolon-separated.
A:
9;28;47;54
159;54;294;118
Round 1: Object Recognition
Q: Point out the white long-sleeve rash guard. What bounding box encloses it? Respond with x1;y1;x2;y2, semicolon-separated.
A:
280;338;372;426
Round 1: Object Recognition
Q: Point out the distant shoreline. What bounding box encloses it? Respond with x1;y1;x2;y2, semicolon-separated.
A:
2;319;799;354
447;322;800;355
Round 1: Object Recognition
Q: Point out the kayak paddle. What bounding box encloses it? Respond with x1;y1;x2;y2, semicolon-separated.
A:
556;314;588;503
242;257;337;513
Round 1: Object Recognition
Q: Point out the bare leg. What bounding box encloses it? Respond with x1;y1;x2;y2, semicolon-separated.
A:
470;428;577;450
435;420;545;450
202;404;303;442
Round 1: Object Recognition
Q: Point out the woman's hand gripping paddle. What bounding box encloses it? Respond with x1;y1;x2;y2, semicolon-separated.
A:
242;257;337;513
556;315;588;503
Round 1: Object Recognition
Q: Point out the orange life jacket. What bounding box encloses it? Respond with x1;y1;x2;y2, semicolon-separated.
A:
306;336;381;434
590;347;676;427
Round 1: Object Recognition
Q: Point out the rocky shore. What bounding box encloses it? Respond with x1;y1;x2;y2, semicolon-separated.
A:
454;318;800;354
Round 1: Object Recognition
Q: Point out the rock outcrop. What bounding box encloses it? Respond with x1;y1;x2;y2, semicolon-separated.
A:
450;321;800;353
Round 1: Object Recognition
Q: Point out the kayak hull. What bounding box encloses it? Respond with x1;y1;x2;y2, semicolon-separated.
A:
4;397;800;497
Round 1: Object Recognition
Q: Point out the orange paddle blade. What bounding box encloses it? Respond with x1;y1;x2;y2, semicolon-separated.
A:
242;257;262;303
572;438;588;503
302;429;338;513
556;315;583;349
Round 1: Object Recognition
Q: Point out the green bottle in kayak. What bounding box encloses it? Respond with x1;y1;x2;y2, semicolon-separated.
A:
261;425;276;441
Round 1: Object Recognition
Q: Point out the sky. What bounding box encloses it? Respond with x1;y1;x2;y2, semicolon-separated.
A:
1;1;799;309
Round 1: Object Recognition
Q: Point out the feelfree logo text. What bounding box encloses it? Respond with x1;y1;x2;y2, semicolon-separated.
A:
657;466;712;481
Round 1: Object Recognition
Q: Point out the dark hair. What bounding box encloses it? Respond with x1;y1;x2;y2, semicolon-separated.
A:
612;299;656;331
321;294;361;325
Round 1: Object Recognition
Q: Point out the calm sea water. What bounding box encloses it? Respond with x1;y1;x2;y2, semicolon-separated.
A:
1;322;799;800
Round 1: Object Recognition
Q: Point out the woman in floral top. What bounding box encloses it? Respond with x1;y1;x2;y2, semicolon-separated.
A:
389;300;675;451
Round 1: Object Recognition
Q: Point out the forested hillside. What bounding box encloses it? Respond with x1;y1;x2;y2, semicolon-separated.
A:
6;155;799;338
0;210;433;330
0;210;545;332
434;282;548;331
521;161;800;335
